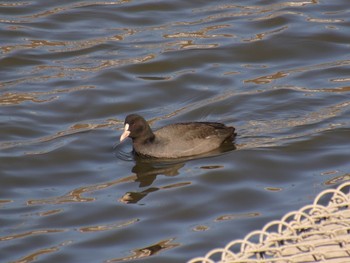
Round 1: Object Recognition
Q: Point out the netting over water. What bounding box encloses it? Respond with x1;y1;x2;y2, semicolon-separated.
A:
189;182;350;263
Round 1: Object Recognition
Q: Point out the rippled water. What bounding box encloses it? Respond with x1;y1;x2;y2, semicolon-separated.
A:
1;1;350;262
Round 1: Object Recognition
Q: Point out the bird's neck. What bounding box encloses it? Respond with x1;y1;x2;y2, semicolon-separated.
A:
134;129;155;145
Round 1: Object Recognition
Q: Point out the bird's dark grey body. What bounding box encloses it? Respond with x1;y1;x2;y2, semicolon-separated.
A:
120;114;236;158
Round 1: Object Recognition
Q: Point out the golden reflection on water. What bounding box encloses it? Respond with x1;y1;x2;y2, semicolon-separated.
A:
324;173;350;186
12;247;59;263
321;170;339;176
0;229;65;241
307;17;344;23
253;11;302;21
244;59;350;85
322;86;350;92
1;40;65;53
200;165;224;169
1;32;129;54
79;218;139;233
105;238;180;262
215;212;260;222
245;71;289;84
10;240;72;263
38;209;63;217
0;86;94;105
192;225;210;232
264;187;283;192
66;54;156;72
243;26;288;42
0;199;13;206
0;92;57;105
331;78;350;83
27;188;96;205
0;2;29;7
163;40;218;51
164;24;233;39
27;174;137;205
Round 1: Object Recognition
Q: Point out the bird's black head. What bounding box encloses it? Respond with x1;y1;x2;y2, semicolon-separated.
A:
120;114;154;143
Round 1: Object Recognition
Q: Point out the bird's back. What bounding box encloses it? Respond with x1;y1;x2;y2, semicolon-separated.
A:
134;122;235;158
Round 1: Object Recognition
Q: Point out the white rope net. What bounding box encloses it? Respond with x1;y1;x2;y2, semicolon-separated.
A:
189;182;350;263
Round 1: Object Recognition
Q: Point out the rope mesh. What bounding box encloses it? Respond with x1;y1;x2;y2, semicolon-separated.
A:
189;182;350;263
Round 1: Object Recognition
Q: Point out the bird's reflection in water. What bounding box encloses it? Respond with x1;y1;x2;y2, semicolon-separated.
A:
119;157;186;204
132;158;185;187
116;140;236;204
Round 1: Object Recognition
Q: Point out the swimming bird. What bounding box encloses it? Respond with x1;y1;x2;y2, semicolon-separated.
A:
120;114;236;158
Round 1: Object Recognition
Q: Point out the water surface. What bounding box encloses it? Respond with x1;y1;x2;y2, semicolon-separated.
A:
1;1;350;262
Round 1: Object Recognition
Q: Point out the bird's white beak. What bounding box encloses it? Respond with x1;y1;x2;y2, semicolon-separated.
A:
120;123;130;142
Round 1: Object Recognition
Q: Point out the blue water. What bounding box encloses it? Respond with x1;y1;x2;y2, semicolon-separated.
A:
1;1;350;262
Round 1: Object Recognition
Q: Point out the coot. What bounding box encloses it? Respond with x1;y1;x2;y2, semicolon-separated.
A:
120;114;236;158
